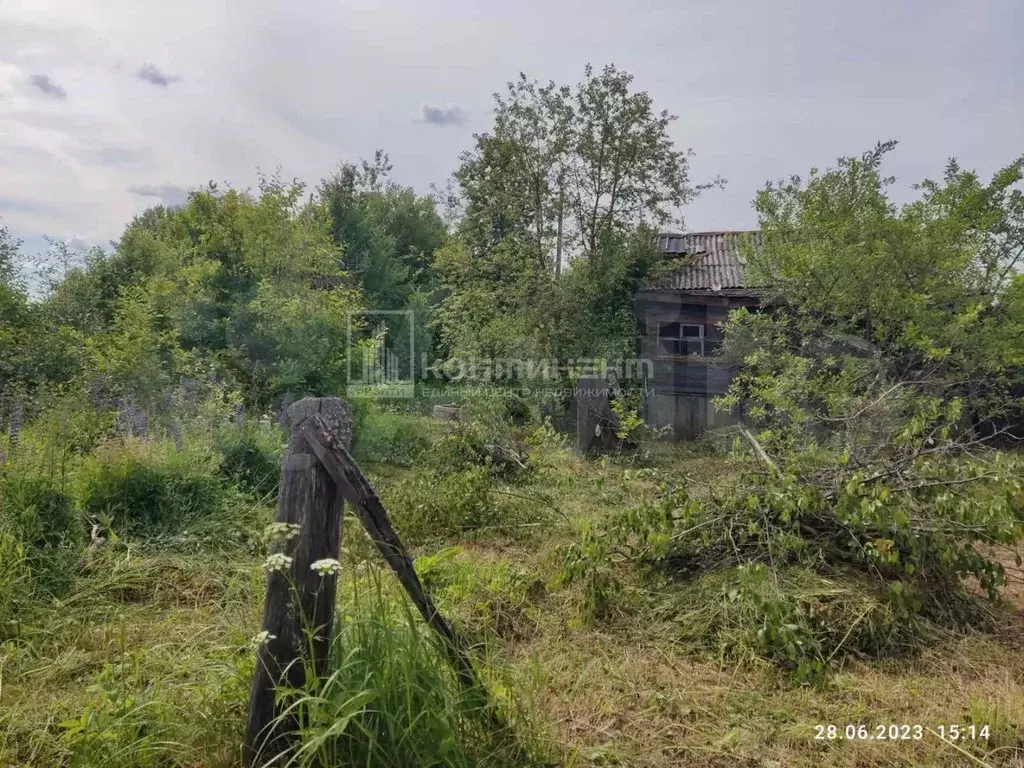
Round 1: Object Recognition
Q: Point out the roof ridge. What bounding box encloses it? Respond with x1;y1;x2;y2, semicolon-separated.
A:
661;230;761;236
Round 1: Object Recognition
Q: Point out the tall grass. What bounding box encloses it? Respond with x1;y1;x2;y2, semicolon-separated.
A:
274;569;548;768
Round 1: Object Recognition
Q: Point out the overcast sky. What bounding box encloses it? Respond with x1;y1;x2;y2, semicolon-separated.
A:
1;0;1021;258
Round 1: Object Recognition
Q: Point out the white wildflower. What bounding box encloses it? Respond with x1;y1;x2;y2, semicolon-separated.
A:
310;558;342;577
251;630;276;648
263;553;293;574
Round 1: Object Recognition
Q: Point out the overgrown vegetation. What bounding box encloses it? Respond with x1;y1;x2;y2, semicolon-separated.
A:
1;62;1023;767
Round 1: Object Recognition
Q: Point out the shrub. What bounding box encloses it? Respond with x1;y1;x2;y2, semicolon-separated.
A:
0;475;80;602
1;475;79;549
416;546;542;642
383;457;551;546
214;421;284;499
385;466;498;544
429;424;531;481
352;403;435;467
79;442;230;539
559;465;1021;682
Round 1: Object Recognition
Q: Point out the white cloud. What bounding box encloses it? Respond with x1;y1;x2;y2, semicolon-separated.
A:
0;0;1020;251
126;183;191;207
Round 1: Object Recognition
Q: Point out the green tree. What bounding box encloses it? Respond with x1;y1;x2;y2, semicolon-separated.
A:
0;223;31;395
440;64;697;365
29;176;365;408
318;152;446;310
734;142;1024;428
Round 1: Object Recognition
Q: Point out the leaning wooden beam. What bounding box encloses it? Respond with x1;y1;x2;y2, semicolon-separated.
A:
299;413;493;707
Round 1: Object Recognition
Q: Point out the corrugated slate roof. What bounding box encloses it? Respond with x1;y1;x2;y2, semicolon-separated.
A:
646;231;762;293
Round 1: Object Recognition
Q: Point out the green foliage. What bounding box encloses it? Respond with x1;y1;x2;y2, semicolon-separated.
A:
214;420;284;499
429;423;530;481
352;401;435;467
0;475;80;606
663;565;925;685
319;151;446;309
737;143;1024;422
438;63;692;368
1;475;78;549
559;462;1021;680
32;175;365;410
609;394;644;442
281;574;544;768
416;547;542;643
0;526;31;631
79;441;232;539
59;657;169;768
386;466;499;545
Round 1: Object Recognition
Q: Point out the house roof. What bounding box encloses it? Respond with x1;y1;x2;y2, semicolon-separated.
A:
645;230;762;293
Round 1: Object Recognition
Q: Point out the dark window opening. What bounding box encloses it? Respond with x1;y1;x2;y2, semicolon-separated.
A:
657;321;727;357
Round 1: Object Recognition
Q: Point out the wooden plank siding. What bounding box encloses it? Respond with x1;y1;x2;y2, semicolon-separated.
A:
635;291;758;439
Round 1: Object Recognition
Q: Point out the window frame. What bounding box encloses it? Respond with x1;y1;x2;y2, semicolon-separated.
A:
658;322;706;356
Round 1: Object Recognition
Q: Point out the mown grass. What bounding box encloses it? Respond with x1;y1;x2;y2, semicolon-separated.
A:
1;409;1022;767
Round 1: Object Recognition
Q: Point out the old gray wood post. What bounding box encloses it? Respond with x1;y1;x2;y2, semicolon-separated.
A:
243;397;352;768
576;375;620;454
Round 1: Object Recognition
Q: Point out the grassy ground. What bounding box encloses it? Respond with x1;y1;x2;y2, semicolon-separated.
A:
1;414;1022;767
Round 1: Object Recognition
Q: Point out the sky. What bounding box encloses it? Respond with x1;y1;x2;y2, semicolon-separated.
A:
1;0;1021;259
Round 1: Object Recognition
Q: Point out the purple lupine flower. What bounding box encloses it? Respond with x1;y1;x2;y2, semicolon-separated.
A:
8;401;23;459
168;420;184;452
279;391;294;427
234;404;246;428
134;409;149;440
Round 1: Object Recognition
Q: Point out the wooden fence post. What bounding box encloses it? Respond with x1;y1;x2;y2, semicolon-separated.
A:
243;397;352;768
576;375;620;454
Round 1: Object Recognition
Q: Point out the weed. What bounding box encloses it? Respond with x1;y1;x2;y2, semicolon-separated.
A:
270;569;549;767
214;420;284;499
79;440;233;539
416;546;542;642
352;402;436;466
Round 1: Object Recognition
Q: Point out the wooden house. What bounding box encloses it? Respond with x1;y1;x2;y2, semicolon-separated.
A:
635;231;762;438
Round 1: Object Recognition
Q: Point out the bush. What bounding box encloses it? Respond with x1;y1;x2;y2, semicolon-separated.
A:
352;403;435;467
416;546;542;642
79;442;231;539
429;424;531;481
214;421;284;499
1;475;79;549
559;467;1020;682
385;466;498;544
0;475;81;603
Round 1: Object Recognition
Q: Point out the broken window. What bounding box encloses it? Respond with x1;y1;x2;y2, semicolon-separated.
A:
656;321;727;356
658;322;705;355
